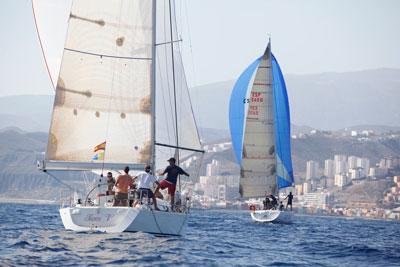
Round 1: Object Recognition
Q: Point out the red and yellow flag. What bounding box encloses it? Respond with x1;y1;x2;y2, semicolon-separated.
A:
94;141;106;152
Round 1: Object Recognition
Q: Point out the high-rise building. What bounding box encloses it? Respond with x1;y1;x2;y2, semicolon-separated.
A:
206;159;220;176
306;160;319;180
348;168;362;179
348;156;358;169
335;173;348;187
334;155;348;175
356;158;370;177
324;159;335;178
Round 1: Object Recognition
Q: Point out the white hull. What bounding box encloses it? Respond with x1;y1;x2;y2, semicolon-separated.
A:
250;210;293;223
60;206;188;236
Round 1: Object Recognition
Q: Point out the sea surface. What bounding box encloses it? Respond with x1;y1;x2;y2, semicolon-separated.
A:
0;203;399;267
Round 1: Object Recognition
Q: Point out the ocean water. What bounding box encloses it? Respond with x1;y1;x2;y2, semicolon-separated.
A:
0;203;399;266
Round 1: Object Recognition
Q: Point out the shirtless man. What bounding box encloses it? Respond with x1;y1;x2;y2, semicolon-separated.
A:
113;166;133;207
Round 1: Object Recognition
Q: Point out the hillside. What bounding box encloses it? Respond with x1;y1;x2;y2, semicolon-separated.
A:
1;128;399;201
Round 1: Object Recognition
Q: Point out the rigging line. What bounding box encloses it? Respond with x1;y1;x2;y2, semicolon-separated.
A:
64;48;152;60
44;171;84;194
160;3;175;150
168;1;179;152
174;1;202;148
31;0;55;90
101;1;124;175
169;0;181;190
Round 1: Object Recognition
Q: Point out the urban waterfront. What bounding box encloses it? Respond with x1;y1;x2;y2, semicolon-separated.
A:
1;203;400;266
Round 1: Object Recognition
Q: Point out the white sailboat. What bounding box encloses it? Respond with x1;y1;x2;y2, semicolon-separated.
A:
37;0;204;235
229;40;294;223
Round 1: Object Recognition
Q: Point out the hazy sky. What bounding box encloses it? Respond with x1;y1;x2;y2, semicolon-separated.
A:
0;0;400;97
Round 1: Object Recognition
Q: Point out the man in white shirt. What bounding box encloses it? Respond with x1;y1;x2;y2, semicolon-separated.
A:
133;165;160;210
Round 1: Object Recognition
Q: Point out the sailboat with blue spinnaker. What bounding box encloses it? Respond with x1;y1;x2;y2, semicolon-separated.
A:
229;39;294;223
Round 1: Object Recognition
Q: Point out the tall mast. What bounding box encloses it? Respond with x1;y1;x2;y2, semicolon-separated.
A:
150;0;157;172
168;0;181;189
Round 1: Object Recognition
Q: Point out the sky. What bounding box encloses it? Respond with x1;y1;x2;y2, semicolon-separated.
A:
0;0;400;97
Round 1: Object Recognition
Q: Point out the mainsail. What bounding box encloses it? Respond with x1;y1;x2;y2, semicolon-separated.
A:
40;0;202;172
229;41;294;198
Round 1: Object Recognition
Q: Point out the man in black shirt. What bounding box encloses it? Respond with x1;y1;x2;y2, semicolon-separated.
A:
155;157;189;211
285;192;294;211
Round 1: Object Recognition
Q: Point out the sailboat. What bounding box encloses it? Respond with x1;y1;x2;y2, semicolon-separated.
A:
37;0;203;235
229;39;294;223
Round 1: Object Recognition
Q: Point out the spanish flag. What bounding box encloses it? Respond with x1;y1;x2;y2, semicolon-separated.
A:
94;141;106;152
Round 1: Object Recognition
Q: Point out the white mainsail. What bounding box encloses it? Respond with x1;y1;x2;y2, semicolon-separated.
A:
46;0;152;166
240;44;276;198
40;0;202;172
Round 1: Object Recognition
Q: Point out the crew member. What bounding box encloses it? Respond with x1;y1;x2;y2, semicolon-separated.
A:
154;157;189;211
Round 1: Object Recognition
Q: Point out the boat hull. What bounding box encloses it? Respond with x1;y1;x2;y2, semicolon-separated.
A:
250;210;293;223
60;206;188;236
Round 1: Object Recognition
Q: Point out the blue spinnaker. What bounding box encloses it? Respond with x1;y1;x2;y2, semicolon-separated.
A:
229;57;262;164
272;54;294;189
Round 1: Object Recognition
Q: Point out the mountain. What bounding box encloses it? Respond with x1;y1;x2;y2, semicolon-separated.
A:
190;68;400;131
2;68;400;133
0;95;53;132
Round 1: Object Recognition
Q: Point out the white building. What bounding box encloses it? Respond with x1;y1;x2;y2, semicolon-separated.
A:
335;174;349;187
369;167;388;178
324;159;335;178
334;155;348;175
348;168;363;179
306;160;319;180
218;185;226;201
303;181;311;194
356;158;370;177
348;156;358;169
206;160;220;176
302;193;329;209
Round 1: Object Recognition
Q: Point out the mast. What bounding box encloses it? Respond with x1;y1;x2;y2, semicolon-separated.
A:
150;0;157;173
168;0;181;190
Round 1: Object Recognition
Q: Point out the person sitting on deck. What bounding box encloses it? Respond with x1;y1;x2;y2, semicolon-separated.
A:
270;194;278;209
279;201;284;211
106;172;115;196
263;197;271;210
154;157;189;211
113;166;133;207
285;191;294;211
132;165;160;210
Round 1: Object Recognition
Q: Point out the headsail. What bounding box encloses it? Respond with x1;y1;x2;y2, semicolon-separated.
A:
229;41;294;198
154;0;203;173
45;0;153;169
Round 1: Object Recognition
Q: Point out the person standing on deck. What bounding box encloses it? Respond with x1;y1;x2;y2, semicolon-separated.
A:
113;166;133;207
285;192;294;211
133;165;160;210
155;157;189;211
